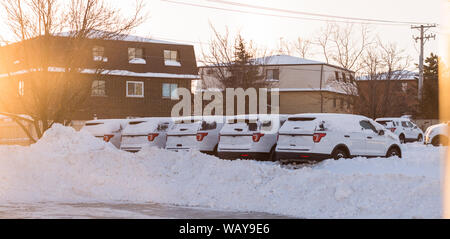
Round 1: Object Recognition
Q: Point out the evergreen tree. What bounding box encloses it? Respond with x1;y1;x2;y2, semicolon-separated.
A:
224;35;267;89
419;53;439;118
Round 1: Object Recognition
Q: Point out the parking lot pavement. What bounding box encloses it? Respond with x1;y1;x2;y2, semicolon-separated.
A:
0;202;294;219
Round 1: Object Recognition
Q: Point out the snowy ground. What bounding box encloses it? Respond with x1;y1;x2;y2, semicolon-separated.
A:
0;124;444;218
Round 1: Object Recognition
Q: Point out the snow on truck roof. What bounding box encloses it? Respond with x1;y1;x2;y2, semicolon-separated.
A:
288;113;367;120
83;119;130;136
123;117;173;135
376;118;411;122
283;114;385;133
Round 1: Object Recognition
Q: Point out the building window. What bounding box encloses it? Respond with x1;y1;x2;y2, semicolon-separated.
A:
162;83;179;100
266;69;280;81
342;72;347;82
128;48;146;64
164;50;181;66
91;80;106;96
93;46;107;62
127;81;144;97
349;74;355;83
335;71;340;82
18;80;24;96
401;82;408;93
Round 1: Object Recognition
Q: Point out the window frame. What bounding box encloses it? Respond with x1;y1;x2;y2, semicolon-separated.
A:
126;81;145;98
128;47;145;62
92;46;107;62
401;82;408;93
91;79;107;97
164;50;179;61
266;69;280;82
162;83;179;100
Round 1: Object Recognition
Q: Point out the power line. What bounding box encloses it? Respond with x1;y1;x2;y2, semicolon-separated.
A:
162;0;437;27
162;0;414;26
208;0;437;26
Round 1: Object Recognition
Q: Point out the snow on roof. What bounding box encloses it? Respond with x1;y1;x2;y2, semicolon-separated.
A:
55;31;190;46
253;55;324;65
202;54;326;68
0;67;199;80
357;70;418;81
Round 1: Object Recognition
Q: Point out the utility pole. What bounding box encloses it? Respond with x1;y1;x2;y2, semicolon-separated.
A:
411;24;436;100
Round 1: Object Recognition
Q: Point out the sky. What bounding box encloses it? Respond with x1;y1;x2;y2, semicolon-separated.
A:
0;0;444;67
127;0;442;66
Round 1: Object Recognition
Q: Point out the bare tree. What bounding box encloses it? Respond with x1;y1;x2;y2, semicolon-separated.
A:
356;40;413;118
0;0;147;142
293;37;312;59
200;25;272;90
315;23;374;72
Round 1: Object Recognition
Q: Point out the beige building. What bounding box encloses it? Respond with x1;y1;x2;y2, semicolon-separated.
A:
198;55;356;115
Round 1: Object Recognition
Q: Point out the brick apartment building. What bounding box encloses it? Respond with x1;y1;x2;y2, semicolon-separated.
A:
0;33;199;120
356;70;419;117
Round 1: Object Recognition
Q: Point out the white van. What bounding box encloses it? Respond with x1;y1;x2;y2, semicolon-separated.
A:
82;119;129;148
375;117;424;143
165;116;225;155
218;114;288;161
120;117;173;152
276;114;402;163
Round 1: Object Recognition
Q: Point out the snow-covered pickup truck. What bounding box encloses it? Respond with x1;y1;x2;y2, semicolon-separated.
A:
165;116;225;155
82;119;129;149
424;122;449;146
375;117;424;144
276;114;402;163
218;114;288;161
120;117;173;152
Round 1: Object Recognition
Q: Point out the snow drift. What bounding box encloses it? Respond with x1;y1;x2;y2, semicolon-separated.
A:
0;124;443;218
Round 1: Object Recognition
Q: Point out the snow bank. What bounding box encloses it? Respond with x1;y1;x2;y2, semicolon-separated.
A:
0;124;443;218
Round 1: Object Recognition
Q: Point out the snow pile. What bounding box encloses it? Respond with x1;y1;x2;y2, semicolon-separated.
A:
0;125;443;218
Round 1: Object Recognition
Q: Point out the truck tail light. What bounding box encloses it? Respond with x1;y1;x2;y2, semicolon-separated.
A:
196;132;208;141
103;134;114;142
148;133;159;142
252;133;264;142
313;133;326;143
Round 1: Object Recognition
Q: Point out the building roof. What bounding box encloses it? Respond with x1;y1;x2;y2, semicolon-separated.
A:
357;70;418;81
252;55;324;65
55;30;190;46
200;54;353;72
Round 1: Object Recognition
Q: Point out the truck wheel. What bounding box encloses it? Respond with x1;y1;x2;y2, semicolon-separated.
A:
417;134;423;142
268;146;276;162
399;134;406;144
386;147;401;158
331;148;348;160
432;136;448;146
